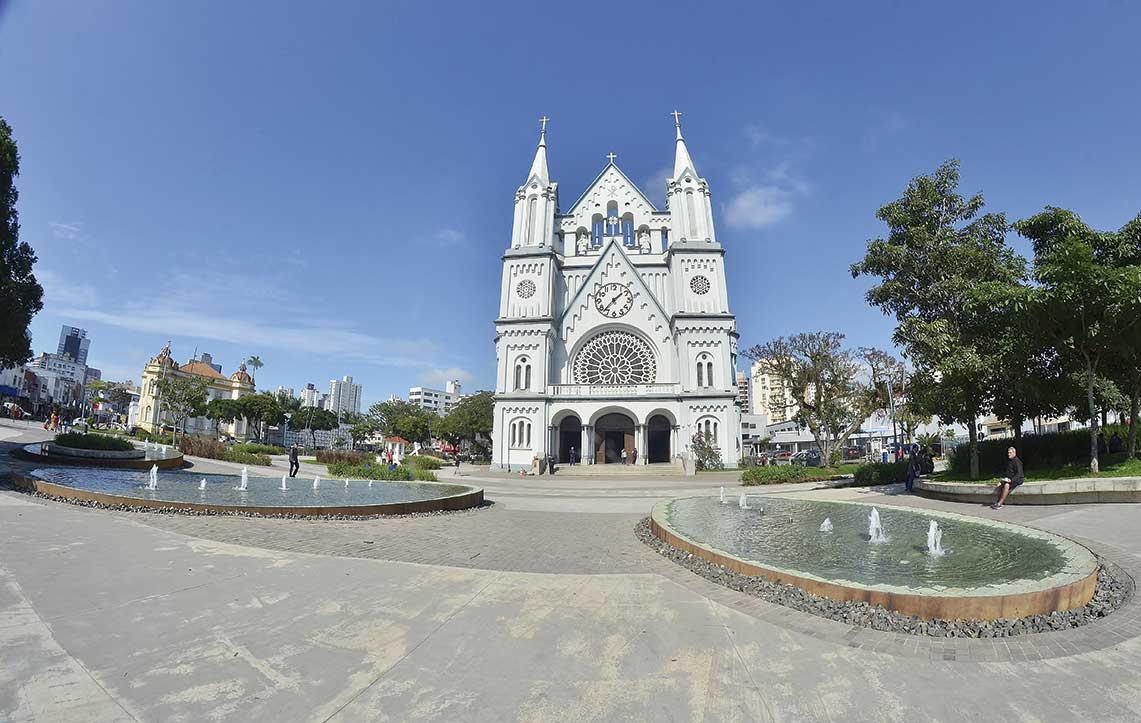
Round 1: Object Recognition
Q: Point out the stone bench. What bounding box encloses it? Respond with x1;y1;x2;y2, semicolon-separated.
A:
914;477;1141;504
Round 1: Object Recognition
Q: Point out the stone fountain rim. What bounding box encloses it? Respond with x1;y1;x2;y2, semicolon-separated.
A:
650;495;1098;619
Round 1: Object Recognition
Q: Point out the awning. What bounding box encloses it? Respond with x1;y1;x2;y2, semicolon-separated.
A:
0;385;21;397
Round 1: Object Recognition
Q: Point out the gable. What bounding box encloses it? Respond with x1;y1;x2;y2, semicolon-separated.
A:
559;239;671;345
565;164;659;224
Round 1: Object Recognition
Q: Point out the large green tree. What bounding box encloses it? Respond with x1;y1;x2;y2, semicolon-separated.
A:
237;392;284;442
205;397;243;435
851;160;1024;478
742;333;896;465
0;118;43;367
366;399;434;446
438;391;494;452
288;405;339;447
1016;207;1141;472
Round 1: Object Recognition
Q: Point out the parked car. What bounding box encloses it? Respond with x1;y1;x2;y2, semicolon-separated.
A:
772;450;793;461
841;445;865;461
792;449;824;467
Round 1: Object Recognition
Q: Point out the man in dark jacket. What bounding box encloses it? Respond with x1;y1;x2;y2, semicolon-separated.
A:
288;443;300;478
992;446;1024;509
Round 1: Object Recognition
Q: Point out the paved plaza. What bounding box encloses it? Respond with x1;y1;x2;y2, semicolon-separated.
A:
2;419;1140;722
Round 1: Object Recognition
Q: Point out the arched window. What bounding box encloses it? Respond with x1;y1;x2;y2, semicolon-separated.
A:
661;226;669;248
592;214;605;247
621;214;635;247
696;362;704;388
707;361;715;388
696;354;714;388
698;416;719;447
514;357;531;391
685;191;698;237
510;418;532;449
525;197;537;245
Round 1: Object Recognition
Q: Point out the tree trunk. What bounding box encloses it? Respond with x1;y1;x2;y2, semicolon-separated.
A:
1129;372;1139;459
1087;365;1100;474
1013;416;1023;449
968;422;979;480
1101;409;1108;428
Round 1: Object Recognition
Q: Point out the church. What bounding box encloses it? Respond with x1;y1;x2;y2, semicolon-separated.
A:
491;114;741;471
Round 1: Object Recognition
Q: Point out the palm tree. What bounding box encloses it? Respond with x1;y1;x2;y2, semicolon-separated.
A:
245;355;264;383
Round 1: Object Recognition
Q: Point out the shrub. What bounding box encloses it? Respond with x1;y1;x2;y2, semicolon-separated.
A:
407;455;443;470
741;465;812;485
691;432;722;470
853;461;909;486
178;436;272;466
948;429;1124;476
326;462;436;481
315;449;370;465
232;442;284;456
54;432;134;452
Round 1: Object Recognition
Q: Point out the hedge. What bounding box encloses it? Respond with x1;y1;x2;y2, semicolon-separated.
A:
741;465;826;485
54;432;135;452
232;442;284;456
852;461;909;486
407;455;443;470
326;462;437;482
948;425;1131;476
179;436;272;466
315;449;370;465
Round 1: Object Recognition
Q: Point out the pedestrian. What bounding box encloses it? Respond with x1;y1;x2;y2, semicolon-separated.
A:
1109;431;1124;454
569;446;577;466
547;452;557;475
992;446;1024;510
904;444;920;493
621;448;628;465
288;443;300;478
630;446;638;465
453;456;461;476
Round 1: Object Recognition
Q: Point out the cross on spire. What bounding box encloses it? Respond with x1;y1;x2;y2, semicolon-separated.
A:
539;115;549;133
671;109;683;126
606;152;617;164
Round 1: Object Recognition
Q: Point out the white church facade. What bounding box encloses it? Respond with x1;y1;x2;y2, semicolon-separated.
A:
491;114;741;471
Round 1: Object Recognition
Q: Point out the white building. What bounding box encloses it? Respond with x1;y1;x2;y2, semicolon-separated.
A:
409;380;464;415
326;375;362;415
491;114;741;470
735;371;751;411
300;383;320;408
750;359;798;424
26;352;87;409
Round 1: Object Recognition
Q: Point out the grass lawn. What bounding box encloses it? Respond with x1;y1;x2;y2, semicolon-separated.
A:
930;453;1141;484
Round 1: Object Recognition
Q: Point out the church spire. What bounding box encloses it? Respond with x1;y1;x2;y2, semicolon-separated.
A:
671;110;696;178
528;115;550;183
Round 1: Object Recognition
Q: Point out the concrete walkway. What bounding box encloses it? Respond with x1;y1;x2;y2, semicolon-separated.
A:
2;420;1140;722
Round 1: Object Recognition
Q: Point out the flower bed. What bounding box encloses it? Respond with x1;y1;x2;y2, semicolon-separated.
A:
54;432;135;452
327;462;437;482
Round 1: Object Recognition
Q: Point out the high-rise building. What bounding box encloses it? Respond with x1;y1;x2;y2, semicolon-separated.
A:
57;326;90;365
409;380;464;416
735;371;751;411
300;383;320;408
326;375;362;415
275;385;295;400
750;360;798;424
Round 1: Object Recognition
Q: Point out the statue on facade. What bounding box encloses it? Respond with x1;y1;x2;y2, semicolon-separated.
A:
577;231;590;255
639;229;652;253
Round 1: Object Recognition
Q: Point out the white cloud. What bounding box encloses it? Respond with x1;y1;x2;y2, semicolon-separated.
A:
723;186;794;230
417;367;475;387
49;221;85;242
641;165;673;208
433;227;465;247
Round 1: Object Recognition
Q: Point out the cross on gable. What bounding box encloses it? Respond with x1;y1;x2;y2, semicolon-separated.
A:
606;152;617;164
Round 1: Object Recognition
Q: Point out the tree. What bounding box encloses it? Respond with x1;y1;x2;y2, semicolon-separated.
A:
155;375;208;442
1015;207;1141;473
245;355;263;383
1103;212;1141;456
438;391;493;449
851;160;1025;478
367;399;434;446
289;405;338;447
205;397;242;435
349;418;378;449
0;118;43;367
742;333;896;465
690;431;722;470
107;385;134;412
237;392;284;442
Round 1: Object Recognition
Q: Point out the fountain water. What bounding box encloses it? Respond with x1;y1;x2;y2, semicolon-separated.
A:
199;478;206;491
313;476;320;490
927;520;946;556
281;473;288;491
868;507;888;543
147;465;157;490
738;492;748;509
236;466;249;491
720;486;726;504
368;480;373;488
143;440;150;451
344;479;350;489
819;518;833;533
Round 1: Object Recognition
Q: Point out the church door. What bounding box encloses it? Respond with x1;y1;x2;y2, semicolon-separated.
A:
593;412;635;464
647;415;671;463
558;416;582;463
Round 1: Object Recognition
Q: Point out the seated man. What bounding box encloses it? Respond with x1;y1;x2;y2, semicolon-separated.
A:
1109;432;1124;454
992;446;1024;510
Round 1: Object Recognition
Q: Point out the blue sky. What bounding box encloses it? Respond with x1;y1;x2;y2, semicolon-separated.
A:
2;1;1139;405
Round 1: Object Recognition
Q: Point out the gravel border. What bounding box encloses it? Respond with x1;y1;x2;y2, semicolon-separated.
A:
635;517;1132;638
10;486;494;521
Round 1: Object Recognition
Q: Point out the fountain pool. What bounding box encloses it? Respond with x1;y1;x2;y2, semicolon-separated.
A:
651;495;1098;620
15;467;483;517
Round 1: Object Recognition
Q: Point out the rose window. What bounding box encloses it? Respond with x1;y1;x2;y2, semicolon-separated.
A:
690;275;710;295
573;331;657;385
516;279;536;298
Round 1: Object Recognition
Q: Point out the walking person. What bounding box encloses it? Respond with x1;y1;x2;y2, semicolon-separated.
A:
992;446;1024;510
630;446;638;465
569;446;577;466
288;443;300;478
904;444;920;493
621;448;628;465
453;456;461;476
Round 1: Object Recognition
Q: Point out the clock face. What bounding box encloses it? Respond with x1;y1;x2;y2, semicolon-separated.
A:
594;282;633;318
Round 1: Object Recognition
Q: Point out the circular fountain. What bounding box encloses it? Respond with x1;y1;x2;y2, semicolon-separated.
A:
14;467;483;517
18;441;184;469
650;495;1098;620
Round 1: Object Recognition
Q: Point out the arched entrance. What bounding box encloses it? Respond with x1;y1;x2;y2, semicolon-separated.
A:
594;412;634;464
647;414;672;463
558;415;581;463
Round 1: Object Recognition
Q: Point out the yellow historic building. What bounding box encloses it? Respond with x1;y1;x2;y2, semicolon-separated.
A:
137;343;256;439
